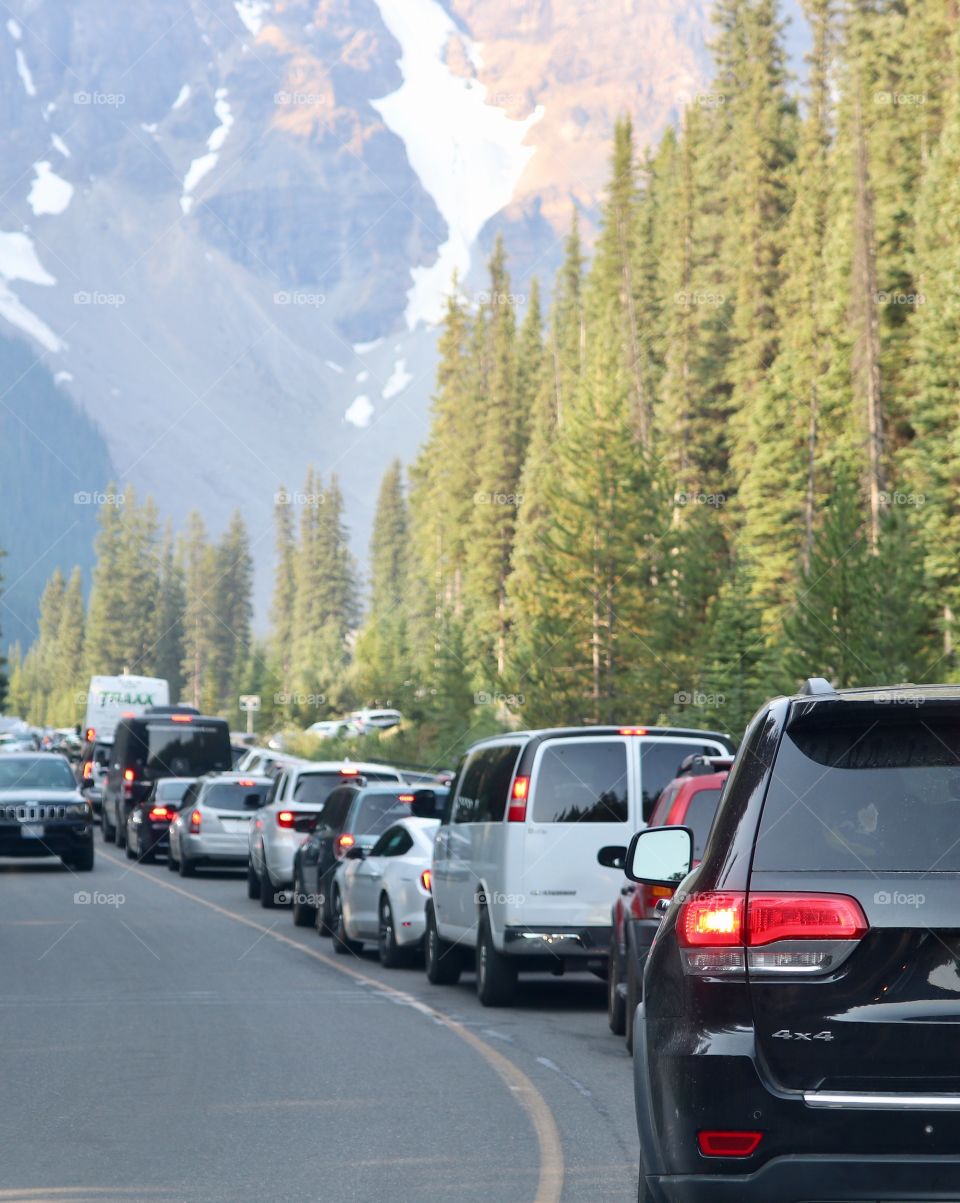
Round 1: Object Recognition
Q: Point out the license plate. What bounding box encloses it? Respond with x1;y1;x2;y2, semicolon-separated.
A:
21;823;44;839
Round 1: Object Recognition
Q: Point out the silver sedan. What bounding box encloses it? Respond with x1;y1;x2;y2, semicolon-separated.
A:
168;774;272;877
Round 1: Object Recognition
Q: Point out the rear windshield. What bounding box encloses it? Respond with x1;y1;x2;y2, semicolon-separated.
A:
352;792;408;836
532;741;628;824
294;770;398;804
682;786;723;858
202;782;268;811
755;719;960;871
0;758;76;790
129;722;232;779
156;779;193;802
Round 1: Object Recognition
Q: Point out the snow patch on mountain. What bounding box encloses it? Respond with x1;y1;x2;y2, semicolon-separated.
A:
172;84;191;111
372;0;541;329
235;1;270;36
51;133;70;157
180;89;234;214
382;358;412;399
28;162;73;216
345;394;374;427
6;18;21;40
15;48;36;97
0;231;61;351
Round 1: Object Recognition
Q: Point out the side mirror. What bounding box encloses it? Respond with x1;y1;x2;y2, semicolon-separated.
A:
624;826;693;887
597;845;627;870
293;814;318;833
345;844;366;860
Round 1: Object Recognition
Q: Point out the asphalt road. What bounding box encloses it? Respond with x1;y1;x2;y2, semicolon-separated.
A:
0;839;639;1203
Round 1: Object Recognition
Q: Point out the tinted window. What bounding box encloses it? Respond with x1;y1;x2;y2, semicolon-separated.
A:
532;741;628;824
640;741;721;821
755;719;960;872
322;788;357;831
0;758;76;790
124;721;231;779
202;782;269;810
679;786;723;858
294;773;346;804
371;826;414;857
453;745;521;823
156;779;193;803
351;791;407;836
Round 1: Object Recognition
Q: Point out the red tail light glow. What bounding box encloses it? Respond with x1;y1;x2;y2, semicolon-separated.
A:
747;893;868;946
148;806;172;821
85;727;96;742
238;779;256;787
618;726;649;736
339;767;359;777
335;833;355;859
507;776;529;822
698;1131;762;1158
420;869;432;892
189;809;202;833
277;811;296;828
123;769;135;782
399;793;415;803
170;714;193;723
82;760;93;780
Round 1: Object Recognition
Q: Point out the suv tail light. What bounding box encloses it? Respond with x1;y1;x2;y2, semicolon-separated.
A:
676;891;868;977
277;811;296;829
507;776;529;822
335;833;355;859
189;809;202;833
698;1131;762;1158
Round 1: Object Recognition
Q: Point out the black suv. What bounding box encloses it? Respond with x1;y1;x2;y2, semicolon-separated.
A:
627;678;960;1202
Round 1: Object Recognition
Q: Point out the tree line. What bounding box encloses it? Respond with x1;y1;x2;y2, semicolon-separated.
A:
7;0;959;753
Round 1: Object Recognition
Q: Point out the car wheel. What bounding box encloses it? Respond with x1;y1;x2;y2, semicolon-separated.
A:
608;939;627;1035
317;868;335;935
69;844;94;872
332;890;361;956
424;903;462;985
125;828;137;860
291;870;315;927
476;910;517;1007
247;859;262;900
178;853;195;878
625;942;641;1054
101;805;116;843
259;863;277;908
378;896;407;969
140;842;155;865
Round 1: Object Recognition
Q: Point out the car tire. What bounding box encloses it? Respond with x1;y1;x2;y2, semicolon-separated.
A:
69;844;94;872
291;870;315;927
247;859;262;900
424;903;462;985
318;868;336;935
608;939;627;1035
625;940;641;1055
476;910;517;1007
178;853;195;878
125;830;137;860
101;805;116;843
332;890;361;956
259;863;277;908
116;816;126;850
378;896;407;969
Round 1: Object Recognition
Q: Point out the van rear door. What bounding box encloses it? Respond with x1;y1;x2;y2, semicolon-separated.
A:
519;737;633;929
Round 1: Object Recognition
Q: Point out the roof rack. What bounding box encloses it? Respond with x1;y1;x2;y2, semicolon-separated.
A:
799;677;835;697
678;753;735;776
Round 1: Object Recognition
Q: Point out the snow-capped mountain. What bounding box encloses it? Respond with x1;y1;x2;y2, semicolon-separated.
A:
0;0;805;629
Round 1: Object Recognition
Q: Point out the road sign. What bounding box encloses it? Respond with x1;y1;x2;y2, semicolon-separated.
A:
239;695;261;711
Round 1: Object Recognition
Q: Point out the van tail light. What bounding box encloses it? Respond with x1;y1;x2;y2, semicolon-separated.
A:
148;806;172;822
122;768;136;800
277;811;296;829
335;833;355;859
82;760;93;780
189;809;202;833
420;869;432;893
698;1131;762;1158
676;892;868;978
85;727;96;742
507;776;529;822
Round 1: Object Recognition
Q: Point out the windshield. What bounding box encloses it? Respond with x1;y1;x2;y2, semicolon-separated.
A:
0;758;76;790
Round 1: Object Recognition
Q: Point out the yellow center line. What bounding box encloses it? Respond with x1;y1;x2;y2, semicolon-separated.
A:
100;851;564;1203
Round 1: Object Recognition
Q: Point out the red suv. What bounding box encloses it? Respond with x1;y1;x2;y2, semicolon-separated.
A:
607;754;732;1049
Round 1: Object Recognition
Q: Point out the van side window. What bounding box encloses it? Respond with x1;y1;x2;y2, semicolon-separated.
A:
453;745;521;823
532;741;628;823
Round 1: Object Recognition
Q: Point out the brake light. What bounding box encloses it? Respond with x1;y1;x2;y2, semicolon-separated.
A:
340;767;359;776
676;891;869;977
82;760;93;780
698;1131;762;1158
420;869;432;892
189;809;202;833
335;833;355;859
399;793;415;803
618;726;648;736
238;778;256;787
170;714;193;723
123;769;135;782
85;727;96;742
277;811;296;828
507;775;529;822
148;806;172;821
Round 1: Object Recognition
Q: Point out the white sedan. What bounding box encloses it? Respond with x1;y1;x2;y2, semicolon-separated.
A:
333;816;438;967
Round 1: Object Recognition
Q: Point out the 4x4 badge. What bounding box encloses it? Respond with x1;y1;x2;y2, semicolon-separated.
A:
771;1029;834;1042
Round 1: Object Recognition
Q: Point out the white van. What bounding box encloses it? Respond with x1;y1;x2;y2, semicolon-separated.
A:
83;675;170;743
426;725;734;1005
